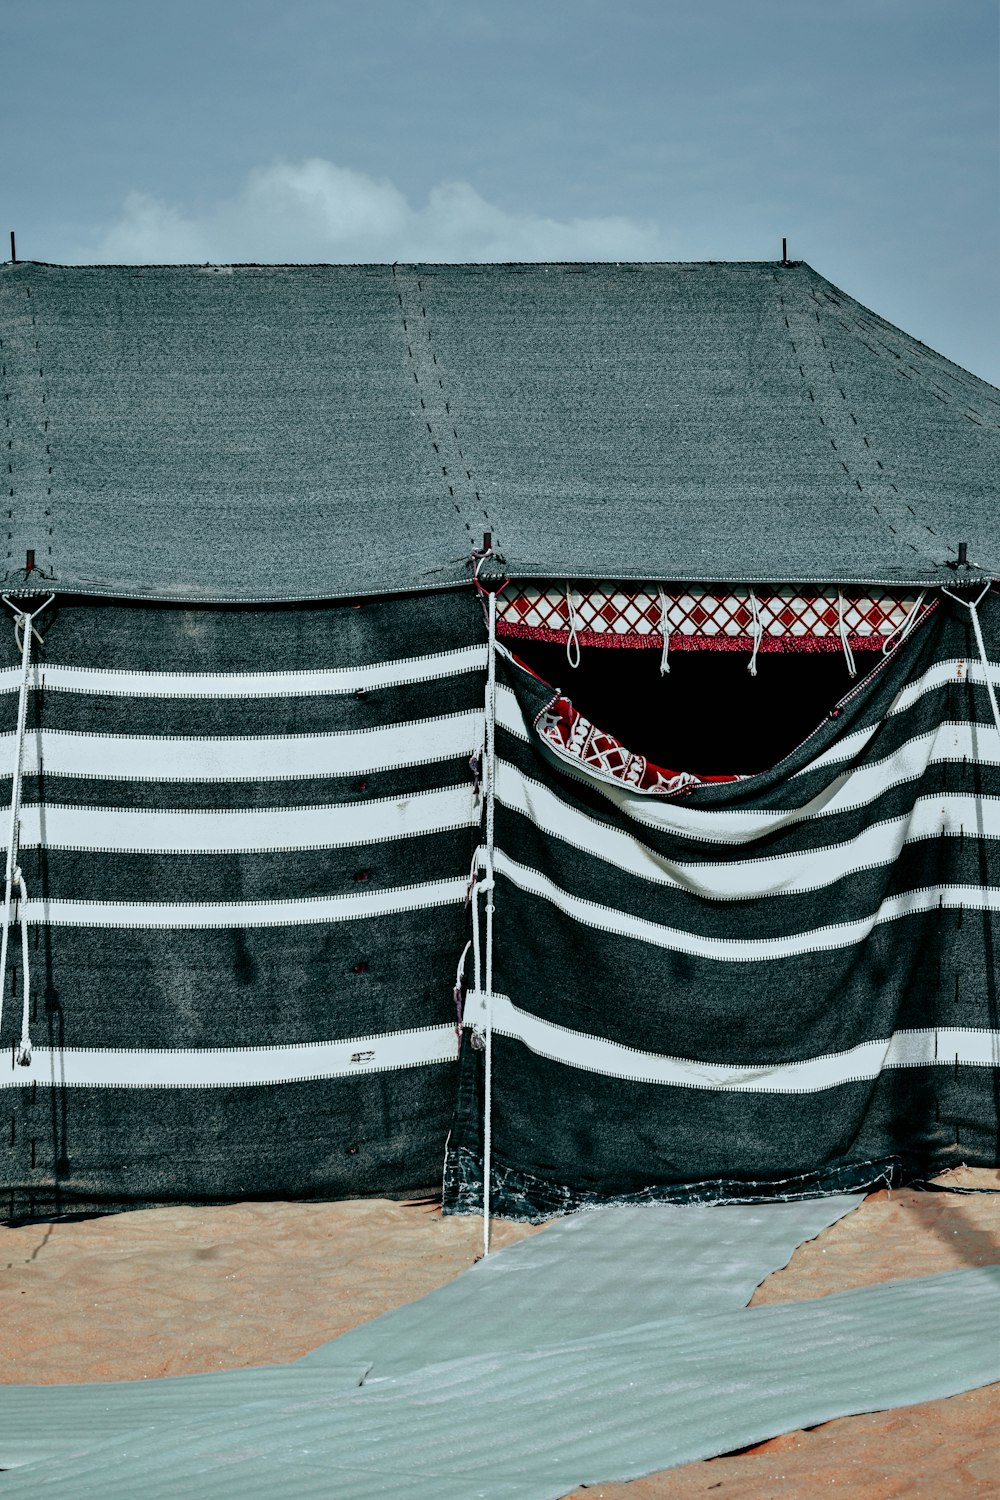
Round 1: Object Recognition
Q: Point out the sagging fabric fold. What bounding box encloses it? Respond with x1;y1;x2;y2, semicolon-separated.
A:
445;590;1000;1218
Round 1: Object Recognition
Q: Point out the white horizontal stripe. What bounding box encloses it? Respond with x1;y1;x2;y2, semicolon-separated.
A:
792;722;881;774
494;848;1000;960
796;718;1000;777
1;1024;459;1089
499;761;1000;900
876;883;1000;921
673;795;1000;898
890;657;1000;718
2;712;481;782
885;1027;1000;1067
18;784;477;853
471;992;1000;1092
792;659;998;774
21;877;467;928
0;644;487;699
496;682;532;741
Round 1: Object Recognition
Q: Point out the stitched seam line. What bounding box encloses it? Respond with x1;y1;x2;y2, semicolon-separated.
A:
815;288;1000;429
777;273;941;565
391;265;502;559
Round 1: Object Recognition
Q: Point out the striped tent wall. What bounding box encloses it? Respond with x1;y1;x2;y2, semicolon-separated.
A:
445;591;1000;1218
1;590;485;1222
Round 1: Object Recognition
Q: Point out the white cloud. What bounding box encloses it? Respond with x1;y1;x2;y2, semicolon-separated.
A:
76;159;668;264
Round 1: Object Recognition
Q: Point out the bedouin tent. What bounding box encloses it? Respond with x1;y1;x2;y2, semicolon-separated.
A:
0;258;998;1228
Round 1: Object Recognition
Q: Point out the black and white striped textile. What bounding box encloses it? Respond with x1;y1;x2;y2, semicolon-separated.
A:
445;590;1000;1218
1;590;484;1221
4;583;1000;1224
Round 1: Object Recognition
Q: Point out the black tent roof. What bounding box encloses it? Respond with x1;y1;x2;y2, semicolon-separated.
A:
2;259;997;601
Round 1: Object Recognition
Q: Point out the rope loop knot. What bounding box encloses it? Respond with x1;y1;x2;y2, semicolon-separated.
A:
472;545;510;598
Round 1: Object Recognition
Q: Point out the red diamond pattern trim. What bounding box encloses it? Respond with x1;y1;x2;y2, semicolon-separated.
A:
498;582;927;651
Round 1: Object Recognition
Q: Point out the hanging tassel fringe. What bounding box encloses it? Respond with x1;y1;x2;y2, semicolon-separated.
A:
837;589;858;679
564;581;581;669
657;587;671;675
747;591;763;677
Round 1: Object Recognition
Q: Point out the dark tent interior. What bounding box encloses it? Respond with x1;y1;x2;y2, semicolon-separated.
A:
510;639;885;778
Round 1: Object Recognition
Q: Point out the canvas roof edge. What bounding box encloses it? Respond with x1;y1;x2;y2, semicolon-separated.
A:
791;262;1000;420
3;571;995;608
2;258;996;602
6;257;812;268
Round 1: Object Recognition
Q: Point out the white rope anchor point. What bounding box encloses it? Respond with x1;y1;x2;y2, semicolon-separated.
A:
942;581;1000;742
0;594;54;1066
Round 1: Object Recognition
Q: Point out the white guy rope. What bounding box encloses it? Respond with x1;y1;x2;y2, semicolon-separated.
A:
942;583;1000;743
881;591;927;657
0;595;54;1063
837;589;858;679
482;587;499;1254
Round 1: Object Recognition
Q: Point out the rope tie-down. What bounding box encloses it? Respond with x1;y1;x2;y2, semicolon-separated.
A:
881;589;926;658
0;594;54;1065
942;581;1000;742
837;589;858;679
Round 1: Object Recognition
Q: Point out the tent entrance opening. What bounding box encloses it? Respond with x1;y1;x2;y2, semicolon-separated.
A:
510;640;884;779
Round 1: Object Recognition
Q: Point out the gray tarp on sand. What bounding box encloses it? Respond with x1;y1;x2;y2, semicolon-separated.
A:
3;1197;998;1497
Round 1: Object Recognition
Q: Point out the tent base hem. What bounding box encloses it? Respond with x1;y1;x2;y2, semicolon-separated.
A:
441;1145;921;1221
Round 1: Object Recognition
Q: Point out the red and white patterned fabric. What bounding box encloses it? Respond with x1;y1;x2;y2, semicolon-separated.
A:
536;695;743;797
497;582;927;651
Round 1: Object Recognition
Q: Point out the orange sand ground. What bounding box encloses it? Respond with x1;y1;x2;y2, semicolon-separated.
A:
2;1168;998;1498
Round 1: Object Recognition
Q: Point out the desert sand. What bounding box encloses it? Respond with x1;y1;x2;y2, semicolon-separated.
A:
2;1168;998;1497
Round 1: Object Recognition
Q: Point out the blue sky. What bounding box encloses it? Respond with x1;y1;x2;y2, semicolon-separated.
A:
5;0;998;382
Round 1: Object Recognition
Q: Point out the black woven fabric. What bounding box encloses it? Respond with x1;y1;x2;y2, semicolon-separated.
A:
1;589;483;1221
2;583;998;1225
444;590;1000;1218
